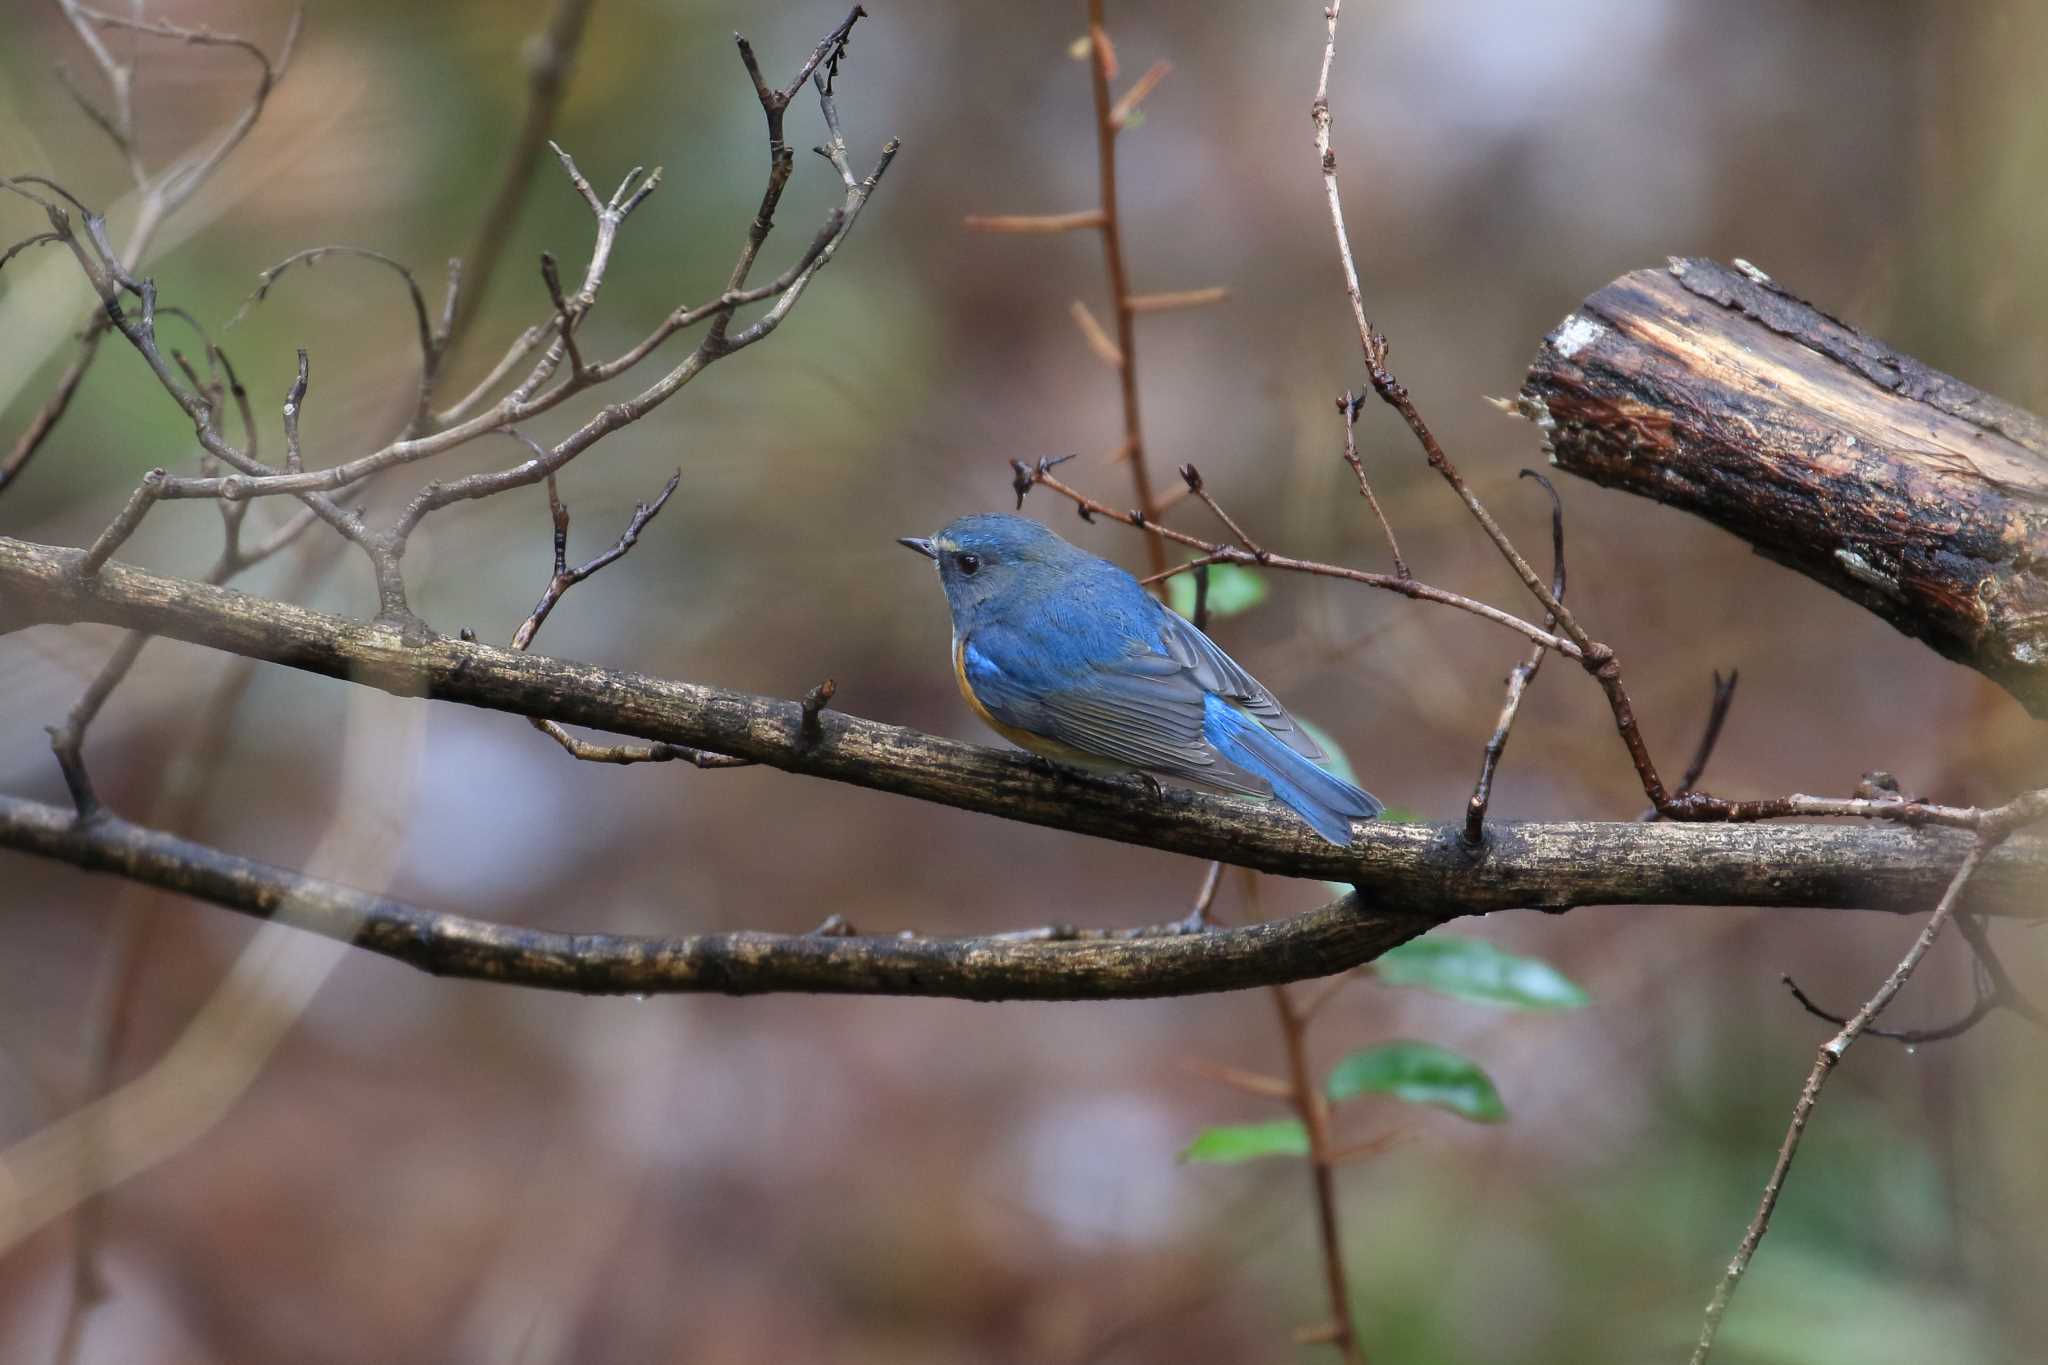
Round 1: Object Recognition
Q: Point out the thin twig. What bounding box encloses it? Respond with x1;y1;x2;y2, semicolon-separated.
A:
1337;390;1407;578
1015;457;1577;658
73;6;277;86
1170;858;1225;933
0;231;64;271
1689;837;1999;1364
1641;671;1740;821
1955;911;2048;1029
3;7;299;493
1108;58;1171;127
1179;1056;1292;1100
1069;299;1124;368
538;250;586;380
20;7;894;631
54;0;142;184
1676;670;1740;796
1780;907;2045;1044
1124;285;1228;313
1272;978;1368;1364
962;210;1106;234
49;427;335;824
228;244;443;430
1178;464;1267;559
282;350;309;474
46;586;289;1365
1311;0;1699;817
510;469;679;648
79;470;165;578
506;469;751;770
1778;973;1994;1045
1085;0;1166;577
14;187;371;563
444;0;597;349
1464;472;1565;842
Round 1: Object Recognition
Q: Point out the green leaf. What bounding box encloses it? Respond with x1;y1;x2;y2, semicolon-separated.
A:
1326;1041;1507;1123
1372;935;1590;1011
1167;563;1268;621
1373;804;1424;824
1178;1118;1310;1163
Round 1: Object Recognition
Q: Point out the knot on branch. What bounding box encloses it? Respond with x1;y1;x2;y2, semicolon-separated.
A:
1009;452;1076;510
1657;791;1720;822
800;678;837;743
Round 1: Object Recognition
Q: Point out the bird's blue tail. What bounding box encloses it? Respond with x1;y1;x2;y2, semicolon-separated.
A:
1202;695;1383;845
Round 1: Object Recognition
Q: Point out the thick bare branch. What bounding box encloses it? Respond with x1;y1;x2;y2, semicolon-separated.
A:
0;792;1433;1001
5;536;2046;917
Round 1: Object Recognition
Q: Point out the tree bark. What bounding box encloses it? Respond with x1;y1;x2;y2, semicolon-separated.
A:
4;535;2043;940
1519;257;2048;717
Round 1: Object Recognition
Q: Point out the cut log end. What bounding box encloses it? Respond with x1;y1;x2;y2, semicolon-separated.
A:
1519;256;2048;718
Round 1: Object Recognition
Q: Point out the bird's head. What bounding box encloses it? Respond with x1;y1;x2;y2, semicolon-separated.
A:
898;513;1080;624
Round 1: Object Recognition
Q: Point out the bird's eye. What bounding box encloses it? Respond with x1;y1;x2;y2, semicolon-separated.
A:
957;553;981;576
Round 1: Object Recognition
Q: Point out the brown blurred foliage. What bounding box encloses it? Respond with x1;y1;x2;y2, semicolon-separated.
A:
2;1;2045;1361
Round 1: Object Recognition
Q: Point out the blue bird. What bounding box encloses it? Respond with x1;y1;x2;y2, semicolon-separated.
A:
900;513;1382;845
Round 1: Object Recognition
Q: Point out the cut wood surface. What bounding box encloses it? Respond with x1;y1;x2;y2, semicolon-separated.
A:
1520;257;2048;717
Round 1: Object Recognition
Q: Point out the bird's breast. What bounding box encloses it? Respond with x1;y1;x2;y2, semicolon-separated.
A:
952;633;1120;769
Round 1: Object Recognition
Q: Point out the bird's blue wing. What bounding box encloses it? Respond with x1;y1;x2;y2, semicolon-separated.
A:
961;623;1267;793
1150;606;1325;761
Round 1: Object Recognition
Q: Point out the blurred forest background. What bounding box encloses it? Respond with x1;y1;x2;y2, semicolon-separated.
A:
3;1;2047;1361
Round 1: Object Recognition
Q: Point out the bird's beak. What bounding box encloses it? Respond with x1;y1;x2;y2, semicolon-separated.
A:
897;536;937;560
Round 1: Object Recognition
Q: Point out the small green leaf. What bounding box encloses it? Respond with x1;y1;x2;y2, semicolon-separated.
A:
1374;804;1424;824
1372;935;1590;1011
1326;1042;1506;1123
1178;1118;1310;1163
1167;563;1268;621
